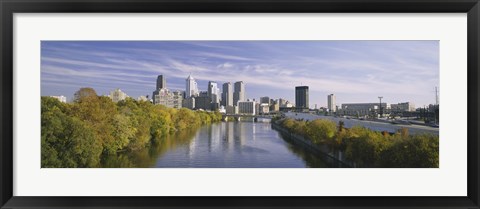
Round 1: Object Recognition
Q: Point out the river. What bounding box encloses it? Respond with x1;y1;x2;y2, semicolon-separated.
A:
102;121;340;168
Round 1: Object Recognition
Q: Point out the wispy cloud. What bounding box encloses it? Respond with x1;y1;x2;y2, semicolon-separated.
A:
41;41;439;107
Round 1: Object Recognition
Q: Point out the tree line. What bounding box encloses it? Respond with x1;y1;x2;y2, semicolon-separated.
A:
276;118;439;167
41;87;222;168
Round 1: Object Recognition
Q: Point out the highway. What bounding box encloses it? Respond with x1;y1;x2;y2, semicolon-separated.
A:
284;112;439;135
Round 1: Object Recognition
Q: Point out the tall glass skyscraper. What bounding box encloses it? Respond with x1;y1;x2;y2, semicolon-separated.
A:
295;86;309;110
156;75;166;90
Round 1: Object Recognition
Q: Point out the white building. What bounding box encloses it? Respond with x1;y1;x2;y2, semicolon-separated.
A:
185;75;199;98
50;95;67;103
208;81;220;104
109;88;128;103
238;101;256;115
328;94;336;112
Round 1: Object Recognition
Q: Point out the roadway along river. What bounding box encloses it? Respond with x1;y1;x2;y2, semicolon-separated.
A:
152;121;334;168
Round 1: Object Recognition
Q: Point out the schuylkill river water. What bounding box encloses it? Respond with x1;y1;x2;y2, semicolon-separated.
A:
102;121;334;168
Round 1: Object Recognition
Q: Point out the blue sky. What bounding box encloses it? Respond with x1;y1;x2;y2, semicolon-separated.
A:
41;41;439;108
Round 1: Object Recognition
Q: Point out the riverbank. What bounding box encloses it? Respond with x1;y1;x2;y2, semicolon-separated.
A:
271;122;353;167
273;117;439;168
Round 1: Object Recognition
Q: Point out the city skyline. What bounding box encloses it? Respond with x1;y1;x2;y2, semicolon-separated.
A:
41;41;439;107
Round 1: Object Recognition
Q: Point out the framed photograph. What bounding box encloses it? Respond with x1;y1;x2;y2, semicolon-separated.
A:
1;0;479;208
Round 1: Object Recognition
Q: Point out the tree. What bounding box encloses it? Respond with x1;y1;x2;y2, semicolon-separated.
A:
74;87;98;102
41;97;102;167
306;119;336;144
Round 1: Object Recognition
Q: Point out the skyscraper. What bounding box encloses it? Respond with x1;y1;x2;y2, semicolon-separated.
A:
222;82;233;107
207;81;220;104
156;75;166;90
233;81;245;106
186;75;199;98
328;94;336;112
295;86;309;110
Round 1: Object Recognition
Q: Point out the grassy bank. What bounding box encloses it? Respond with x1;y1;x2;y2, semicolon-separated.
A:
276;118;439;168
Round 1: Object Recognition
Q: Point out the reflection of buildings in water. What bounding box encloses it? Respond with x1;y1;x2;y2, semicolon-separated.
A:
186;131;200;160
233;122;246;146
212;123;221;150
224;122;235;151
252;123;256;141
206;123;222;152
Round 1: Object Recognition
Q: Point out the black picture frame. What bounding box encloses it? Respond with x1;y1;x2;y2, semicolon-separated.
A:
1;0;479;208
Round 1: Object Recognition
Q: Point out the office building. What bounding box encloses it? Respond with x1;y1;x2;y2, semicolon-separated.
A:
194;96;212;110
182;97;195;109
222;82;233;107
328;94;336;112
208;81;220;104
295;86;309;111
153;88;172;107
233;81;245;106
238;101;256;115
152;89;183;109
391;102;415;112
185;75;199;98
156;75;166;90
152;75;183;109
341;103;389;116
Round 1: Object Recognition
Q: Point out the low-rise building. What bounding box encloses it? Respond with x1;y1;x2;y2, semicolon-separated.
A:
238;101;256;115
391;102;415;112
341;103;389;116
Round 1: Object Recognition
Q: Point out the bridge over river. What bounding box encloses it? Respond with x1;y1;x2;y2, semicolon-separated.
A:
222;114;273;122
285;112;439;135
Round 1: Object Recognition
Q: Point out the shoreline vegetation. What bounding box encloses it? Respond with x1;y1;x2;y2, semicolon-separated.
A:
42;87;438;168
41;88;222;168
272;117;439;168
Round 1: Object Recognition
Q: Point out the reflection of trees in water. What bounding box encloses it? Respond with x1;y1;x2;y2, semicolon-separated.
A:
279;133;345;168
101;129;198;168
